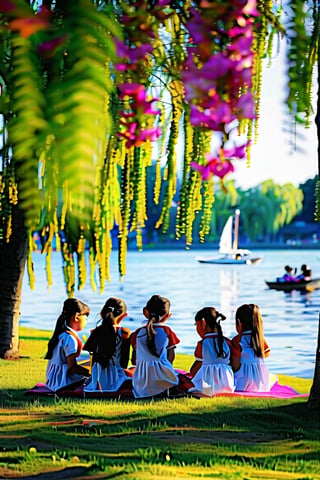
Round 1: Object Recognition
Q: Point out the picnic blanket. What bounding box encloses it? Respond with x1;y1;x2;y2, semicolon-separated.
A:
25;380;307;399
25;382;134;399
215;382;308;398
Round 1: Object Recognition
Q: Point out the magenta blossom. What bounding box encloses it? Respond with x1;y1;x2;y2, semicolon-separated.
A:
223;140;251;159
118;120;138;140
210;159;235;179
137;127;162;143
155;0;171;6
119;83;160;116
191;156;235;180
186;10;211;46
115;39;153;62
236;92;256;120
190;161;213;180
119;125;161;148
190;103;236;130
118;83;146;99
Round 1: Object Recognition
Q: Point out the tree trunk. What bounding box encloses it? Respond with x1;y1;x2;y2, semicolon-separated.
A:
0;206;28;359
308;45;320;408
308;312;320;408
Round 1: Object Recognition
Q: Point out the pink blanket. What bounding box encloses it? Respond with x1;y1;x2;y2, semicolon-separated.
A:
25;381;307;399
215;382;308;398
25;383;134;398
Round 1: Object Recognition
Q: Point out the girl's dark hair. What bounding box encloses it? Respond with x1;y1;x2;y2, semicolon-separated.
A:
84;297;127;368
145;295;170;357
195;307;227;358
236;303;264;357
45;298;89;359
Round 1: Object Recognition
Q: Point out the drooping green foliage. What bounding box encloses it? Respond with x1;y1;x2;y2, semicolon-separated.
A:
284;0;317;125
239;180;303;241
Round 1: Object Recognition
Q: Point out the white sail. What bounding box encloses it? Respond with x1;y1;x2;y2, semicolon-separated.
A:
219;216;233;254
196;208;262;264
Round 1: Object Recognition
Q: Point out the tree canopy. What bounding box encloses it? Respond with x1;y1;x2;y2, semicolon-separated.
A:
0;0;318;295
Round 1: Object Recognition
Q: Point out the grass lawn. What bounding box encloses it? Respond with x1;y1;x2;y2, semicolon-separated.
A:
0;327;319;479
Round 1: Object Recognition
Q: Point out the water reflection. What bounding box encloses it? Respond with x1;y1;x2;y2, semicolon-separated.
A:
218;269;239;338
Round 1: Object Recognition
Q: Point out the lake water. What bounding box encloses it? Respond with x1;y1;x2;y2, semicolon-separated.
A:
20;248;320;379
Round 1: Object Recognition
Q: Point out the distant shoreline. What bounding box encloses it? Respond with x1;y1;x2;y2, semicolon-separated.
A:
34;243;320;253
135;243;320;251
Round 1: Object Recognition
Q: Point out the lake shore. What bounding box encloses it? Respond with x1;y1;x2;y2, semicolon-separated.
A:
0;326;318;479
22;249;320;379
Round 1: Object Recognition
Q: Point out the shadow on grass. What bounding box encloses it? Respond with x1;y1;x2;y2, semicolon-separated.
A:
0;389;319;480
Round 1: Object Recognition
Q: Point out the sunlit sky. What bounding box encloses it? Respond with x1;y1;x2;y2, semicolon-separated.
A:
230;40;318;190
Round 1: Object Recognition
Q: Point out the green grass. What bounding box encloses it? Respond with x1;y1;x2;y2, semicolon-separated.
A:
0;327;319;479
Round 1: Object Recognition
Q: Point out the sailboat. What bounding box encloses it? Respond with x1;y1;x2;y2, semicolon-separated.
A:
196;209;262;265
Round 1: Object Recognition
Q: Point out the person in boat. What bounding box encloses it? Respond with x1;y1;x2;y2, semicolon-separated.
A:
277;265;297;283
296;264;312;282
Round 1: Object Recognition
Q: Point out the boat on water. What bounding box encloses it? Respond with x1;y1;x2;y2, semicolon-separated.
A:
196;209;262;265
265;278;320;292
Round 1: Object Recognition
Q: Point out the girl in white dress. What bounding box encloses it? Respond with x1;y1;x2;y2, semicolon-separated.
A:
130;295;180;398
231;303;270;392
45;298;90;392
83;297;131;393
188;307;234;396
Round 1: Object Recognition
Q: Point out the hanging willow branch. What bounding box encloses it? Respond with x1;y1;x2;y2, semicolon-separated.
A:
0;0;315;297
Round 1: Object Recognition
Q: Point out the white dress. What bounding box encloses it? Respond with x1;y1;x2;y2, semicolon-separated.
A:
131;324;180;398
188;333;235;396
233;331;270;392
46;328;85;392
84;326;131;393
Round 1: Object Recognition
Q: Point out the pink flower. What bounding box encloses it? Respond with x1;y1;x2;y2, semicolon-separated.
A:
155;0;171;6
190;161;213;180
119;83;160;116
119;125;162;148
236;92;256;120
115;39;153;62
227;35;253;57
202;54;232;79
223;140;251;159
210;159;234;178
191;156;235;180
137;127;162;143
118;83;145;99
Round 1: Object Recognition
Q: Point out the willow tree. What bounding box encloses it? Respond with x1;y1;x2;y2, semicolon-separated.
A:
0;0;315;363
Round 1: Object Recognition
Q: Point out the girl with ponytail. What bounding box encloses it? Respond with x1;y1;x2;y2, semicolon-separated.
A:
231;304;271;392
130;295;180;398
83;297;131;393
45;298;90;392
188;307;235;396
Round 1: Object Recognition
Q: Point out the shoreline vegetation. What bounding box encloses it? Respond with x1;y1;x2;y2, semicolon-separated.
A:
0;327;319;479
33;243;320;254
142;242;320;251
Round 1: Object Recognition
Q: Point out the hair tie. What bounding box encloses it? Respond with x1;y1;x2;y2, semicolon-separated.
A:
217;312;226;322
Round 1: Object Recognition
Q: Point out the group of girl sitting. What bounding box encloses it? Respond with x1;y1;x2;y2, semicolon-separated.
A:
45;295;271;398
